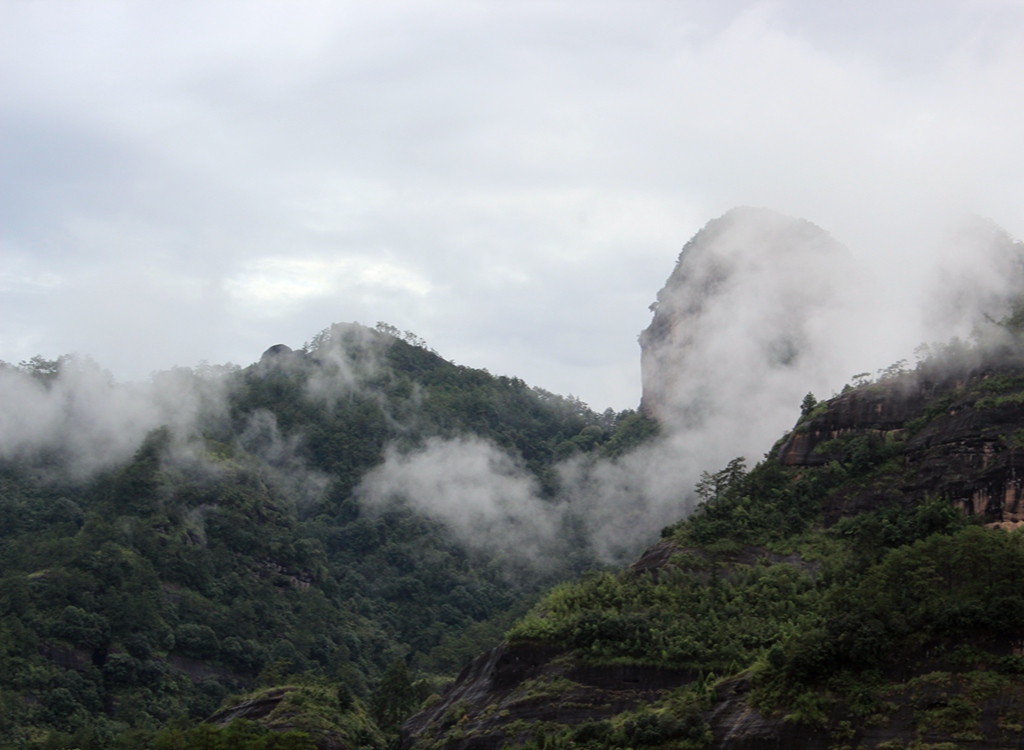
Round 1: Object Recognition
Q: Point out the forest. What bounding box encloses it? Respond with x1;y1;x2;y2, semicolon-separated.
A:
0;323;656;749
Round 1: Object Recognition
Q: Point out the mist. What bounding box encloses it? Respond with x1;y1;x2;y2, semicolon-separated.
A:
2;209;1023;568
0;356;233;479
356;436;561;568
355;209;1024;566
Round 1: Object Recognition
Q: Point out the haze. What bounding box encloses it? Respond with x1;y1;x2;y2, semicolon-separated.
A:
3;0;1024;411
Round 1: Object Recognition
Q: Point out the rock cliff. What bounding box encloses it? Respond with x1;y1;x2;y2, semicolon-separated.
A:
638;207;849;427
777;358;1024;527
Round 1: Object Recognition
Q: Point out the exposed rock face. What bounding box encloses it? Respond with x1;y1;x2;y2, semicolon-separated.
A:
776;363;1024;526
402;642;699;750
261;344;295;360
705;678;828;750
639;207;850;429
207;688;295;725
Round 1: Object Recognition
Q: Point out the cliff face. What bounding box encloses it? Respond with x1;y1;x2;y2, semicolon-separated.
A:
402;640;828;750
777;362;1024;527
638;207;849;427
402;540;837;750
402;643;695;750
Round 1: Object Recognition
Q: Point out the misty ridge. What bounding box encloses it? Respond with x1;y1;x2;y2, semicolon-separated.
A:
3;207;1024;569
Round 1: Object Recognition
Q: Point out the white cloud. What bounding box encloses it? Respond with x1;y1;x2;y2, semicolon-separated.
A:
3;1;1024;408
225;255;432;316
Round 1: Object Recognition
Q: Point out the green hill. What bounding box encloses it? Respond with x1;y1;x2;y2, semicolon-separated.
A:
0;323;653;749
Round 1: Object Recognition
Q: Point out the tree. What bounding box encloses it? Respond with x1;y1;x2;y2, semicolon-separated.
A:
370;660;420;735
695;457;747;504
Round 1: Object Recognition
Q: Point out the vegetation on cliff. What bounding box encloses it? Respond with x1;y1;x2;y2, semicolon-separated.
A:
406;336;1024;749
16;314;1024;749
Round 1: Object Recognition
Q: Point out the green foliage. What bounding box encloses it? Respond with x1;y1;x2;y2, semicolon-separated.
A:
748;525;1024;723
0;323;635;746
675;456;846;548
501;352;1024;744
370;660;428;738
829;497;973;564
599;412;660;458
20;323;1024;748
509;562;820;672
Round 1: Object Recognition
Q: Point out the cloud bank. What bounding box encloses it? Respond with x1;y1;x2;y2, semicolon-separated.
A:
355;210;1024;566
4;1;1024;409
0;357;232;478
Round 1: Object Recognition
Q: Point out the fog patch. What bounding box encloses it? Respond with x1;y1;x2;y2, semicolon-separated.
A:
640;208;868;435
352;211;1024;568
357;436;562;567
237;409;331;516
0;356;233;479
302;323;387;404
922;218;1024;342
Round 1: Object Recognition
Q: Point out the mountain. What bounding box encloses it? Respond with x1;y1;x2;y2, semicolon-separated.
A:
639;206;850;428
0;323;655;749
8;208;1024;750
399;211;1024;750
401;336;1024;749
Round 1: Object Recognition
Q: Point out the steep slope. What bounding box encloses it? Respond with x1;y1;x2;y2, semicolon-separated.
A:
402;341;1024;750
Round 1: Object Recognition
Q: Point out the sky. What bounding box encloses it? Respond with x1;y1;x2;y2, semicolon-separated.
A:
4;0;1024;411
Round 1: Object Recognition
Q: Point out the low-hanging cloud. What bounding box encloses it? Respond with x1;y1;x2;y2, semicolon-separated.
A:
356;436;563;566
0;353;334;518
237;408;331;515
922;218;1024;343
354;209;1024;567
6;204;1024;568
0;356;232;479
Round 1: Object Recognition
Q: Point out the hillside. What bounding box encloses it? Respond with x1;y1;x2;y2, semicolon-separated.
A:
402;337;1024;750
0;323;654;749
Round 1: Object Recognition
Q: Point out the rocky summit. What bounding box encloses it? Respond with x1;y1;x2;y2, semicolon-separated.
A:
638;207;849;426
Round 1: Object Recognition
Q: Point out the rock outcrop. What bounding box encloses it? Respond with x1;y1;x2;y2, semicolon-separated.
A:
638;207;849;427
401;541;823;750
402;642;700;750
777;362;1024;526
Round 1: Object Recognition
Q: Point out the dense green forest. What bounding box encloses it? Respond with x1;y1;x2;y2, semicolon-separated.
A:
0;323;657;749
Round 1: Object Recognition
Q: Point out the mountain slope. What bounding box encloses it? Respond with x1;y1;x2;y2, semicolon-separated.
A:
0;323;650;749
402;339;1024;750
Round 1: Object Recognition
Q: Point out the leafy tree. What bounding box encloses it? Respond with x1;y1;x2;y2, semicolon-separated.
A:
370;660;422;736
800;392;817;417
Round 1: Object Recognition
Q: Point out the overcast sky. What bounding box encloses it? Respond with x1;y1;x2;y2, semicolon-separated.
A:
3;0;1024;411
